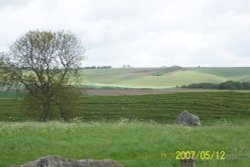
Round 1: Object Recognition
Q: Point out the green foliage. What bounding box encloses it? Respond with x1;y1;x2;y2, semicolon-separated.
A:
52;85;82;120
182;80;250;90
181;83;218;89
1;30;85;121
21;85;82;121
0;121;249;167
218;80;250;89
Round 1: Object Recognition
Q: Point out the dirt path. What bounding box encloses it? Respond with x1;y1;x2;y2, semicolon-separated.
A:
84;89;239;96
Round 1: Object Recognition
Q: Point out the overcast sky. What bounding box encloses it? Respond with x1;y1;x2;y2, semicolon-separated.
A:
1;0;250;67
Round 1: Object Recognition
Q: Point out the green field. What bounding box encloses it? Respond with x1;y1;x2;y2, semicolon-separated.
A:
1;90;250;166
0;91;250;166
1;91;250;125
81;67;250;88
0;121;249;167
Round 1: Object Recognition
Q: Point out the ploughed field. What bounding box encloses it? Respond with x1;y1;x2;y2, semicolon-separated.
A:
0;91;250;125
85;88;250;96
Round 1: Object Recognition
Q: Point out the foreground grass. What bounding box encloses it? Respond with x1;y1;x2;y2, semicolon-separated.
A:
0;121;249;167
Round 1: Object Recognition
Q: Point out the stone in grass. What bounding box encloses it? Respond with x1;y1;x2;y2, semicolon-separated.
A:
175;110;201;126
11;155;123;167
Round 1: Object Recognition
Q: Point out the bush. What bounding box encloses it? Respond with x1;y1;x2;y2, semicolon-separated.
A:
182;81;250;90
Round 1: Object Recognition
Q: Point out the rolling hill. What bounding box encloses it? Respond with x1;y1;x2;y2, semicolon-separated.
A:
80;67;250;88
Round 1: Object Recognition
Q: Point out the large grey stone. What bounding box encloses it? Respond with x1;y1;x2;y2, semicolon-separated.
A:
11;155;123;167
175;110;201;126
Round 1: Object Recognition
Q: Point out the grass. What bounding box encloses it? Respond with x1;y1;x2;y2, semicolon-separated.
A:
1;91;250;125
1;68;250;166
79;92;250;125
0;91;249;166
0;88;250;167
0;121;249;167
81;67;250;88
191;67;250;79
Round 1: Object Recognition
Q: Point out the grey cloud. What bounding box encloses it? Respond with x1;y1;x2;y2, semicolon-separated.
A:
1;0;250;67
0;0;30;8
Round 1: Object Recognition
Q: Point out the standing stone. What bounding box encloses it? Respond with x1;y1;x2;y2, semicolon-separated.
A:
11;155;123;167
175;110;201;126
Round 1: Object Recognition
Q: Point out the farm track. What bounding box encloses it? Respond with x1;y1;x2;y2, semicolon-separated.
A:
85;88;250;96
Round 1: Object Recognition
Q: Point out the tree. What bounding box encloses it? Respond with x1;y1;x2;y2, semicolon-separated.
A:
0;30;85;121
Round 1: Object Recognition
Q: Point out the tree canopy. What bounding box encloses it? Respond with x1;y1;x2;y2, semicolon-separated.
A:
0;30;85;121
181;80;250;90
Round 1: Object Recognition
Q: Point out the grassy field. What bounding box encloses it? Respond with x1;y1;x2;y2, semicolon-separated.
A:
0;90;249;166
0;121;249;167
81;67;250;88
1;91;250;125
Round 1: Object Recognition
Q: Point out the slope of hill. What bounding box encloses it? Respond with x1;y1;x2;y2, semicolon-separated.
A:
80;67;250;88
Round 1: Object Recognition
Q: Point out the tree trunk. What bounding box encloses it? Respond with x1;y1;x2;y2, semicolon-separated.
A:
40;85;52;122
41;101;51;121
59;104;69;122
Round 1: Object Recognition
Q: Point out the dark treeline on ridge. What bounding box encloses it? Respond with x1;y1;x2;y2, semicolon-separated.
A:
182;80;250;90
83;66;112;69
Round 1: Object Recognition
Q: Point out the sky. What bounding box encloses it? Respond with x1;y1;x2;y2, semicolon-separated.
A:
0;0;250;67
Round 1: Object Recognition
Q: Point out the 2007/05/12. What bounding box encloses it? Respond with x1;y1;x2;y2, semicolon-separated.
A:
176;151;225;160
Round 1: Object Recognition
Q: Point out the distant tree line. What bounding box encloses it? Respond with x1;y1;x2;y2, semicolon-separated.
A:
122;64;133;68
181;80;250;90
83;66;112;69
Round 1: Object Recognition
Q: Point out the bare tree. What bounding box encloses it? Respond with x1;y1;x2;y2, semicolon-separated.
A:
1;30;85;121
